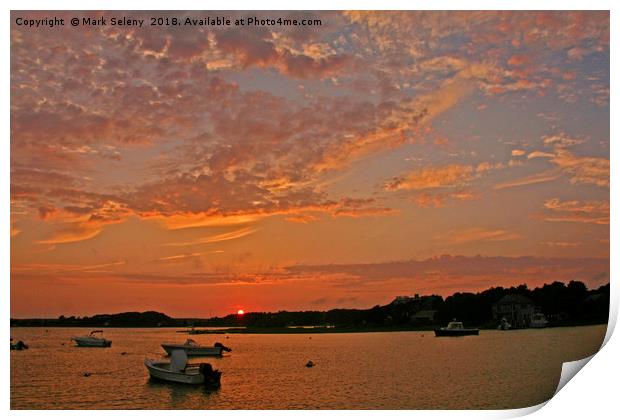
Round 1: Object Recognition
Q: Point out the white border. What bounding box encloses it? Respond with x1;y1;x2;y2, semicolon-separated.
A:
3;1;617;419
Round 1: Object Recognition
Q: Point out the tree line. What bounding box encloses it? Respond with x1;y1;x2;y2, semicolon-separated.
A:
10;281;609;329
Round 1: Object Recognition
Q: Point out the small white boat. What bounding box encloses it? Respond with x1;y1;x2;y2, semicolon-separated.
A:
161;339;231;356
530;313;548;328
145;349;221;386
497;318;512;330
72;330;112;347
434;321;479;337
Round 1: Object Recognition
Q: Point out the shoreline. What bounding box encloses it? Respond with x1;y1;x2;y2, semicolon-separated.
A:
9;322;609;334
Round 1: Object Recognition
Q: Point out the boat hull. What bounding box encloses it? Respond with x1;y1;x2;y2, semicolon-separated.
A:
144;360;205;384
161;344;223;356
434;329;479;337
72;338;112;347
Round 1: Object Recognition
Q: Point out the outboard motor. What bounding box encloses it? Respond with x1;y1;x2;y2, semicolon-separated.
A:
213;342;232;352
199;363;222;388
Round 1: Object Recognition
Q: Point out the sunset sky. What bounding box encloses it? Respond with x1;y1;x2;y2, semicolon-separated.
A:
10;11;609;318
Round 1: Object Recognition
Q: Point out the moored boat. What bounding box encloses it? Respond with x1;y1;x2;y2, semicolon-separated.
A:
72;330;112;347
434;321;479;337
145;349;221;386
529;313;548;328
10;339;28;350
161;339;231;356
497;317;512;330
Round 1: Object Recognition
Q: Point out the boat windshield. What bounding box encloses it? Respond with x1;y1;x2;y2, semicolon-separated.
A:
447;322;463;329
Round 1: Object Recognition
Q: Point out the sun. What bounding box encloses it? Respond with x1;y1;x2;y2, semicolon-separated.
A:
237;309;245;315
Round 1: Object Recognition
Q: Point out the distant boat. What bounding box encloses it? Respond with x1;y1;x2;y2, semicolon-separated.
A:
530;313;548;328
72;330;112;347
497;318;512;330
434;321;479;337
10;339;28;350
161;339;231;356
145;349;221;386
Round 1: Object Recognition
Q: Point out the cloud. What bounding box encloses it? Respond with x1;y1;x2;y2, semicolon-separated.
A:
542;241;582;248
286;254;609;293
154;251;223;263
10;225;21;237
412;190;478;208
32;200;130;245
285;214;320;224
12;260;125;273
507;54;530;67
214;27;351;79
493;170;561;190
434;227;521;244
385;164;474;191
519;134;609;188
154;214;262;230
527;151;556;159
550;149;609;187
541;198;609;224
163;226;259;247
9;11;609;262
35;223;103;245
542;133;584;148
385;162;502;191
13;255;609;297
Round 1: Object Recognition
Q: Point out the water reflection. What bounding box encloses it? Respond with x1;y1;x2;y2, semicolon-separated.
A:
146;377;220;406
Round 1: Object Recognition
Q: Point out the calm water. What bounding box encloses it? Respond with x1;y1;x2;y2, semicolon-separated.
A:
10;325;606;409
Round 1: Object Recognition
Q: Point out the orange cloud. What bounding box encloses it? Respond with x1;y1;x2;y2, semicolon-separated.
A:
33;200;131;245
36;225;102;245
542;133;584;148
522;134;609;188
493;170;561;190
412;191;478;208
154;251;223;263
163;226;259;247
214;28;351;79
551;149;609;187
435;227;521;244
385;162;502;191
10;225;21;238
542;241;582;248
385;164;474;191
285;214;320;224
542;198;609;225
507;54;530;66
287;254;609;294
12;260;126;273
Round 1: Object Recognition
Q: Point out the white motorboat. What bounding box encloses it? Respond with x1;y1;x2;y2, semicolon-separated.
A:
145;349;221;386
434;321;479;337
72;330;112;347
497;317;512;330
161;339;231;356
530;313;548;328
